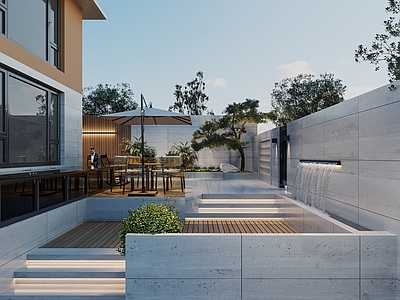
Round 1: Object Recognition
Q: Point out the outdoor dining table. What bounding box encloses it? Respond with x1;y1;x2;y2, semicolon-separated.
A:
108;162;161;193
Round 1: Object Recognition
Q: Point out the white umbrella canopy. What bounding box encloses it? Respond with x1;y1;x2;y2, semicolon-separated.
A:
101;107;192;126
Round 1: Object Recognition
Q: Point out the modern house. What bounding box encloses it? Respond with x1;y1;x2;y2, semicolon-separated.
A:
1;0;105;173
0;0;106;293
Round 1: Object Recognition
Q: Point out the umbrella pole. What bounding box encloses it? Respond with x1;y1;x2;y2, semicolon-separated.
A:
141;94;146;192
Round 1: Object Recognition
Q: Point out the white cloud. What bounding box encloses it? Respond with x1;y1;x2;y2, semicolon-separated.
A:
345;85;376;100
205;77;228;88
277;60;315;79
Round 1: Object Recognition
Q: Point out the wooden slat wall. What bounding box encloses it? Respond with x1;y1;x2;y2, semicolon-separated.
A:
82;115;131;166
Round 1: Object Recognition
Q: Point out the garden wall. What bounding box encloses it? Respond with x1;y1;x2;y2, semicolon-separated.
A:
256;81;400;294
131;115;258;171
125;231;396;299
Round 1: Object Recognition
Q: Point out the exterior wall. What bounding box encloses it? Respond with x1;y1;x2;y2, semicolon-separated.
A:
131;115;258;171
0;0;89;173
259;81;400;293
0;53;83;173
0;1;83;93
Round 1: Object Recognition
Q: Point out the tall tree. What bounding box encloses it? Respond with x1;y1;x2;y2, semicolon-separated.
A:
267;73;346;126
192;99;267;171
169;71;210;115
82;83;138;115
355;0;400;83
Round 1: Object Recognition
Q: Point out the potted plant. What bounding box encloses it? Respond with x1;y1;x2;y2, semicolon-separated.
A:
117;199;182;256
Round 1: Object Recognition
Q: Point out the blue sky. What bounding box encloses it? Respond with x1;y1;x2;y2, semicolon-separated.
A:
83;0;390;114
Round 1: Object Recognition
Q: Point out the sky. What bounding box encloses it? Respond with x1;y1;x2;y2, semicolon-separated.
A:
83;0;391;115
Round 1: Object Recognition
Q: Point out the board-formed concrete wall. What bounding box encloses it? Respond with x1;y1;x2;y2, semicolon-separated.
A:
125;232;397;300
257;81;400;294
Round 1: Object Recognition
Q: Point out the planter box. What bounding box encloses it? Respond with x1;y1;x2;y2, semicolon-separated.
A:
185;171;256;180
223;172;256;180
184;172;223;179
125;232;396;300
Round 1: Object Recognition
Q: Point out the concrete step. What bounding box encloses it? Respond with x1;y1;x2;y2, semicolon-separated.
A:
201;193;281;199
26;248;123;261
0;249;126;300
14;267;125;278
185;212;283;219
190;196;283;218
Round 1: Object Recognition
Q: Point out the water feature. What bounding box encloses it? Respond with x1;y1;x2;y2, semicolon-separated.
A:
292;162;335;213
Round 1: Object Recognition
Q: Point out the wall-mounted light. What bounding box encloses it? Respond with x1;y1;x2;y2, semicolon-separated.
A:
284;135;290;142
82;131;116;135
271;138;278;143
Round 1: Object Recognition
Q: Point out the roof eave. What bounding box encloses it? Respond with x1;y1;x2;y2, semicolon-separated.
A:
73;0;106;20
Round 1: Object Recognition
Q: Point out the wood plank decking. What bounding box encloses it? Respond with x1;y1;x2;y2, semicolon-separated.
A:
40;219;296;248
183;219;296;234
40;221;123;248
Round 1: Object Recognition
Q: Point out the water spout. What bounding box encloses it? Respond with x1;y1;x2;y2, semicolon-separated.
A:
292;162;335;213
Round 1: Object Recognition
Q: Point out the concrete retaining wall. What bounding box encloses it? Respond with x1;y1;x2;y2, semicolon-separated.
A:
126;232;397;300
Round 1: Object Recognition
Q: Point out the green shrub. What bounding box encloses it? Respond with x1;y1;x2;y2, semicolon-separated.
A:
117;200;183;256
121;137;157;162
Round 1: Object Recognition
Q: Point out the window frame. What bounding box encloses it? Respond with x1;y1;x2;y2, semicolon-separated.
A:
3;0;60;68
1;68;60;167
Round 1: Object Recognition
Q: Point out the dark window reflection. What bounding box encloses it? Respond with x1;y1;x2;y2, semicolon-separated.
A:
49;93;58;140
0;71;3;132
0;9;4;35
0;140;4;163
8;76;47;163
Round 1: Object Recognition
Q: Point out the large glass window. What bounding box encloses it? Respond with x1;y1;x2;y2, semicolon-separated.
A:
48;0;59;67
8;76;47;163
6;0;59;68
8;0;46;60
4;72;59;165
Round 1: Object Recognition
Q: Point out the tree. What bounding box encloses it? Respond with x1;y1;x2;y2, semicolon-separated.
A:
355;0;400;83
191;99;267;171
82;83;138;115
169;71;210;115
267;73;346;126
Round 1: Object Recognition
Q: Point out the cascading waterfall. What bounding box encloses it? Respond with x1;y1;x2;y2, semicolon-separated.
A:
292;162;335;213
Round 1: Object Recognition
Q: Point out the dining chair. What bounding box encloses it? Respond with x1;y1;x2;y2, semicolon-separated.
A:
112;155;128;194
156;156;185;194
126;156;142;191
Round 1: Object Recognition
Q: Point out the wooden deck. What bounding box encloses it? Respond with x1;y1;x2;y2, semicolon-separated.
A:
40;219;296;248
183;219;296;234
40;221;123;248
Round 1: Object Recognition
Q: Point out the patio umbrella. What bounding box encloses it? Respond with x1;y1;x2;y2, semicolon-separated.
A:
101;94;192;195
